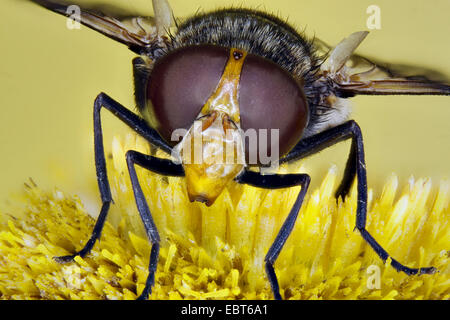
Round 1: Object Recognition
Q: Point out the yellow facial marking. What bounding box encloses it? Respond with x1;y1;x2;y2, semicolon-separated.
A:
200;48;247;124
174;48;248;206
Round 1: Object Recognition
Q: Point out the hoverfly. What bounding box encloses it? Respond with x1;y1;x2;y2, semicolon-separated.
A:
29;0;449;300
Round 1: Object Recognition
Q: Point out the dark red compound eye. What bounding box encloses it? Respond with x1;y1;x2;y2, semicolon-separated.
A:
147;45;229;145
239;54;309;165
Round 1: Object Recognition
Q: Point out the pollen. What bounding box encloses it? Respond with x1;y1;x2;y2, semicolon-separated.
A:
0;133;448;300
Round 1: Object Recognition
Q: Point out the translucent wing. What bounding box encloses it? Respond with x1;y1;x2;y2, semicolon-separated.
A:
29;0;174;55
315;32;450;96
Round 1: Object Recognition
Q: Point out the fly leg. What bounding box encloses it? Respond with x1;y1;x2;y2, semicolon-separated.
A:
278;121;436;285
54;92;171;263
237;171;311;300
125;150;183;299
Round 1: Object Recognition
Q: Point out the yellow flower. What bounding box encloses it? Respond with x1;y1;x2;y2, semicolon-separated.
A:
0;133;448;300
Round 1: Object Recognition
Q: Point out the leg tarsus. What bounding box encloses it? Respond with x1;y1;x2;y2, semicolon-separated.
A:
136;243;160;300
391;259;437;275
53;200;111;264
265;262;282;300
357;227;436;276
335;180;353;201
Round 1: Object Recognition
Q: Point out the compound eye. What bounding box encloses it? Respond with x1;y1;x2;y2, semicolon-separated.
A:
239;54;309;165
147;45;229;145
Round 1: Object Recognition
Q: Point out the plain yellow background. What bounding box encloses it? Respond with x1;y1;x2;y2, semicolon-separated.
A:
0;0;449;209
